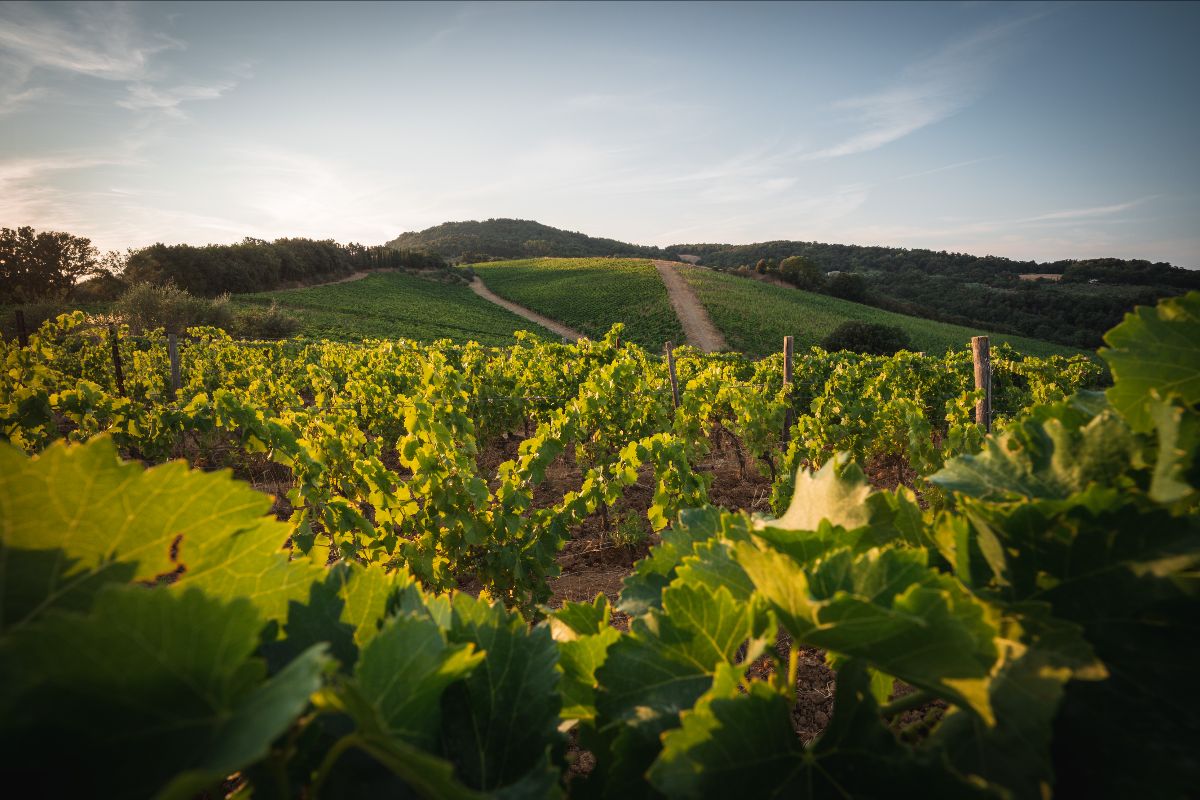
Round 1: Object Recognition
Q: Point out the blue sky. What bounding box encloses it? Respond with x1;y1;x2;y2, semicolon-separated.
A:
1;1;1197;266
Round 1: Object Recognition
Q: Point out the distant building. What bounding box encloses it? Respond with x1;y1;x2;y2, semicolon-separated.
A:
1018;273;1063;282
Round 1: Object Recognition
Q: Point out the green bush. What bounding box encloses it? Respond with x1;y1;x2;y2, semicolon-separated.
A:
820;320;913;355
113;282;234;334
233;301;300;339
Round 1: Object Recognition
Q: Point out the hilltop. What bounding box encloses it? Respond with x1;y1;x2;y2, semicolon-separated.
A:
386;218;668;261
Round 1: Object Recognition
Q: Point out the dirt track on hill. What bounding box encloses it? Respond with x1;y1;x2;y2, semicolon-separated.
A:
469;277;584;341
653;260;729;352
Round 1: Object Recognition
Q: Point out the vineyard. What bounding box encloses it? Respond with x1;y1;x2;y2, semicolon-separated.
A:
677;264;1081;357
1;293;1197;798
234;270;555;344
472;258;686;350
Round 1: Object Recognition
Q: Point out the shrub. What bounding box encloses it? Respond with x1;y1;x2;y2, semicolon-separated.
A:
820;320;913;355
113;282;234;334
233;302;301;339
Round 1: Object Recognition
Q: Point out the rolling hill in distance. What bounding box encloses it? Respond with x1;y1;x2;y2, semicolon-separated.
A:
389;218;1198;349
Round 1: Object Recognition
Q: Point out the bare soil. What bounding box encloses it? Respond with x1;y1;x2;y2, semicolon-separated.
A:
653;260;730;353
469;277;585;341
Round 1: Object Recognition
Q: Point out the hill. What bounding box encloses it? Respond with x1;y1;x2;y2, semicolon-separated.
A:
471;258;684;349
386;218;1190;350
676;264;1081;358
233;271;554;345
386;218;667;262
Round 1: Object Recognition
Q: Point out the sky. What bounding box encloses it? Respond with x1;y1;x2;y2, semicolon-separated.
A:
1;1;1198;267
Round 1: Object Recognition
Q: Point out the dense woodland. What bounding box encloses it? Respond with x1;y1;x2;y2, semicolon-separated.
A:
676;240;1197;349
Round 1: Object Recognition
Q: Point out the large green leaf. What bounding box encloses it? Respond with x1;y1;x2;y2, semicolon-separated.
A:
761;452;874;532
329;613;483;749
736;541;1002;721
597;584;754;724
1148;395;1200;506
551;596;621;722
263;561;416;672
928;606;1105;798
617;506;746;616
1101;290;1200;432
930;396;1136;502
0;437;314;633
0;586;328;799
649;662;990;798
439;593;564;794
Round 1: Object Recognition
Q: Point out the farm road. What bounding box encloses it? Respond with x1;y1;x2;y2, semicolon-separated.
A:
469;277;584;341
653;260;729;352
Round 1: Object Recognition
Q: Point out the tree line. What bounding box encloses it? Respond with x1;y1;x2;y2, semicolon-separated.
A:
683;241;1198;349
1;226;448;303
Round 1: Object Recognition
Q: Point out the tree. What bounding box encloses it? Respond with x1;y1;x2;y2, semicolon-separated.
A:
827;271;867;302
779;255;824;291
0;226;104;302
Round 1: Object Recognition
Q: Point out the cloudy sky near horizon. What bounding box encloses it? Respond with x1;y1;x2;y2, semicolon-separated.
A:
2;0;1198;266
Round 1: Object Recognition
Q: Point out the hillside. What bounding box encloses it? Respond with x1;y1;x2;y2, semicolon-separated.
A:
234;270;554;345
676;264;1081;358
385;219;1191;349
386;218;667;261
471;258;684;349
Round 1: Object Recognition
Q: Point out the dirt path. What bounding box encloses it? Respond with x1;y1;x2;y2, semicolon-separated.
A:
469;277;584;341
653;260;729;352
264;268;393;293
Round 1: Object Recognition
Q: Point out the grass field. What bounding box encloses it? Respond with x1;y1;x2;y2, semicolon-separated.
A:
679;266;1083;357
234;271;554;345
471;258;684;349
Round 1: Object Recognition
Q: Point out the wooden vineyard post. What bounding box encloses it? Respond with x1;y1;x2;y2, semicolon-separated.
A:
15;309;28;347
168;333;181;397
972;335;991;432
782;335;794;444
665;341;680;410
109;324;126;397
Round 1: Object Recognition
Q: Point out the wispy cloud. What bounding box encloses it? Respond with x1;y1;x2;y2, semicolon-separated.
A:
1018;197;1155;223
117;80;237;117
0;2;179;82
796;12;1048;161
0;1;241;118
894;156;1000;181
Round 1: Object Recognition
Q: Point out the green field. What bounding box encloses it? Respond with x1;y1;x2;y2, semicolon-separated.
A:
234;271;553;345
471;258;684;349
679;266;1082;357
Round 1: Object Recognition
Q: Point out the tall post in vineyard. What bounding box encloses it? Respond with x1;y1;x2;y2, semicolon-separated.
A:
782;335;794;444
972;336;991;432
108;324;126;397
15;310;28;347
665;341;680;410
168;333;181;397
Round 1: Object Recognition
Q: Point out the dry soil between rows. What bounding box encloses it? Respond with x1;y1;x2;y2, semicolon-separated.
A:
469;277;584;341
653;260;729;352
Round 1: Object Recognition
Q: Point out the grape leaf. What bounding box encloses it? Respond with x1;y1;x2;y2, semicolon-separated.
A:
736;542;1001;722
439;593;564;793
551;596;620;722
0;586;328;800
1101;290;1200;432
930;396;1135;502
0;436;312;633
649;662;991;798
